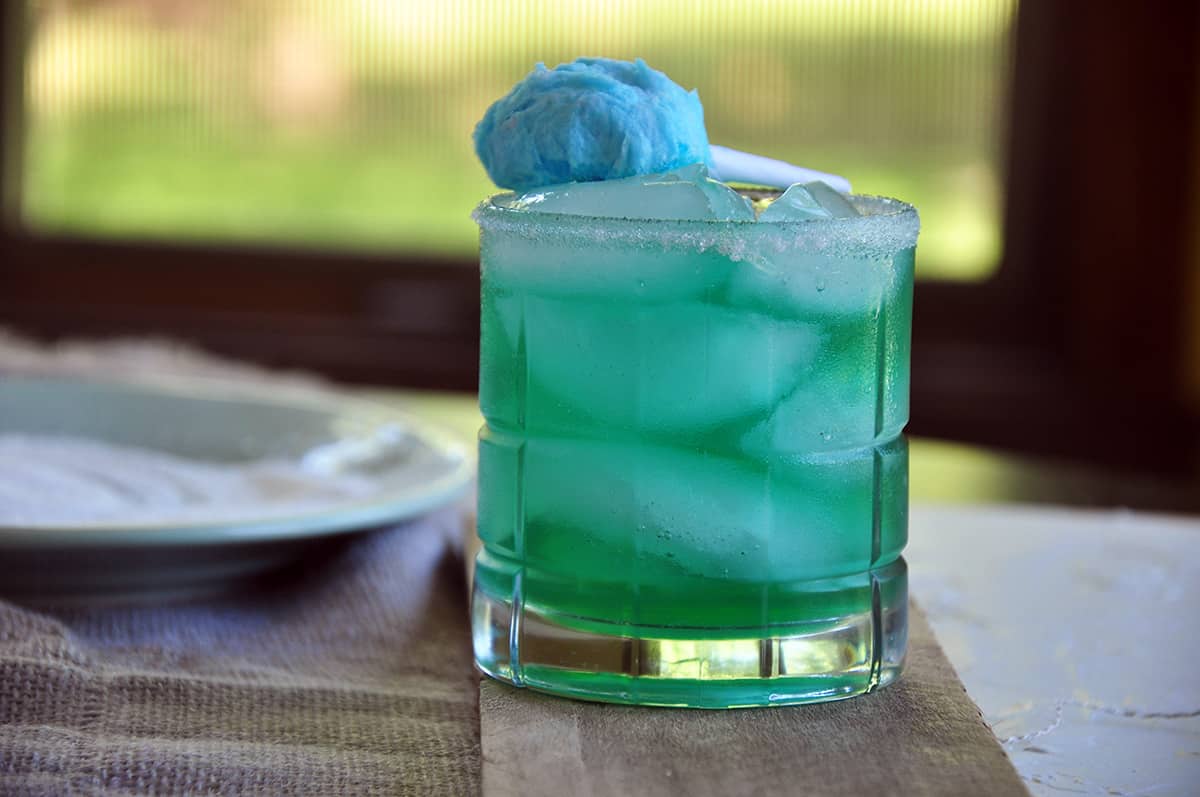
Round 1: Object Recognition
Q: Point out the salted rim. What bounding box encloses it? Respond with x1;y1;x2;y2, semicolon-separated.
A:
472;193;920;256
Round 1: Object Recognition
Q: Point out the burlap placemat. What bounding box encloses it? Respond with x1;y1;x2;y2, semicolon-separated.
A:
0;509;480;796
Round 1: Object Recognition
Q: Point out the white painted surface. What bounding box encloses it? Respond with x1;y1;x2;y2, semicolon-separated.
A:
909;504;1200;796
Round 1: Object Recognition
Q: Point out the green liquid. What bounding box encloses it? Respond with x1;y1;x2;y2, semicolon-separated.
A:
473;198;917;707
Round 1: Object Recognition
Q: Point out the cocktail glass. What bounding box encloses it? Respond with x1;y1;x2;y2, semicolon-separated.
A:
472;191;918;708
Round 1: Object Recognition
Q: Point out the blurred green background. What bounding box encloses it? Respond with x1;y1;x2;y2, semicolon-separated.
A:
22;0;1016;280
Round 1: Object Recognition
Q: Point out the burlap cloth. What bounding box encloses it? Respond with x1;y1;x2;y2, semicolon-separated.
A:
0;332;1028;796
0;513;479;796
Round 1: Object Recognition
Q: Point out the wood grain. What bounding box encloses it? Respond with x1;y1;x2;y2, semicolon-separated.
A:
480;603;1028;797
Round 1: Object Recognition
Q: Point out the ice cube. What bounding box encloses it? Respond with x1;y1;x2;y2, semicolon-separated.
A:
509;164;755;222
732;187;892;317
758;181;859;222
738;298;910;455
508;297;821;434
493;435;884;583
804;181;860;218
726;250;888;318
740;361;880;455
482;232;733;302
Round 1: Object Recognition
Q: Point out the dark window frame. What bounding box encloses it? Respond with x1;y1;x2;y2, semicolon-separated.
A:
2;2;1197;473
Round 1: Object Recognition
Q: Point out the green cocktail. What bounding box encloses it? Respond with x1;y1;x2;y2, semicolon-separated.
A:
472;190;917;707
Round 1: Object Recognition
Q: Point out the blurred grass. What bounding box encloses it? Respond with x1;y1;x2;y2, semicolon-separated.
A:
26;116;489;253
21;0;1013;280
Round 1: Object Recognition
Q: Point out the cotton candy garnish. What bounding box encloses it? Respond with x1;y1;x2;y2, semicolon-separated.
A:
473;58;712;193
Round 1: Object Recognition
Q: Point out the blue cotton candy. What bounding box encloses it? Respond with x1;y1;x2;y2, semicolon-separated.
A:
473;58;712;192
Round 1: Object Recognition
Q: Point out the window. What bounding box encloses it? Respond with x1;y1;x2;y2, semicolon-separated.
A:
20;0;1014;280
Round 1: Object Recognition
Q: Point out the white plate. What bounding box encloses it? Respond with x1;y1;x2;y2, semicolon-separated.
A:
0;376;474;603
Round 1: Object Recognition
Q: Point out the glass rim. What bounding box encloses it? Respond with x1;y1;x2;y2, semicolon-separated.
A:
477;191;916;224
473;192;920;254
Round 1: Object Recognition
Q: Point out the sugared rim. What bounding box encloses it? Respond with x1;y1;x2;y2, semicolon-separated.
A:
472;192;920;256
476;190;917;223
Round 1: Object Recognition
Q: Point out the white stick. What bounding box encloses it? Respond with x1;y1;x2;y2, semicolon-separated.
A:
709;145;852;194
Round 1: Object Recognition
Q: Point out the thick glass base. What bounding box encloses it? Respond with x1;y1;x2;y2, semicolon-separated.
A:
472;559;907;708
